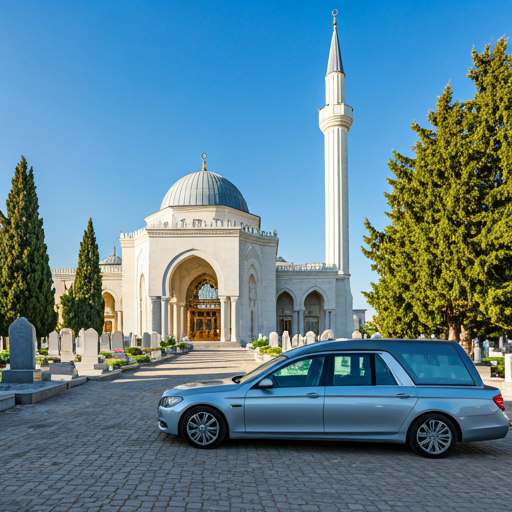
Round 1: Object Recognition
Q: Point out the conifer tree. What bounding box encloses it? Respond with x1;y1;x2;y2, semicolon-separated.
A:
0;157;57;338
60;218;104;334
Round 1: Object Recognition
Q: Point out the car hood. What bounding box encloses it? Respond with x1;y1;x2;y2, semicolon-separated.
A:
163;378;241;396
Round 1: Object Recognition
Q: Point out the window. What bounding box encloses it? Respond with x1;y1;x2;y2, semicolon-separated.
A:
271;357;326;387
394;344;475;386
333;354;372;386
375;355;397;386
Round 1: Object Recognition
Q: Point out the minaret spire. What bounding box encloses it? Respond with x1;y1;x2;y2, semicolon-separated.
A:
327;10;343;74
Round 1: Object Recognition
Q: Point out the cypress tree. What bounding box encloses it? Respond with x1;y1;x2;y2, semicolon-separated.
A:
61;218;104;334
0;157;57;339
363;38;512;346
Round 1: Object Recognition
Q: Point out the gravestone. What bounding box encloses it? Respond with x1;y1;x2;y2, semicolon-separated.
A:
292;334;300;348
370;332;382;339
74;328;108;376
306;331;316;345
320;329;335;341
142;332;151;349
100;333;111;352
60;329;75;362
258;333;263;340
282;331;291;352
352;330;363;339
123;335;130;349
1;318;41;383
150;332;160;349
298;335;305;346
76;329;85;356
50;363;79;381
269;332;279;348
130;333;137;347
473;346;482;364
505;354;512;383
48;330;60;356
111;331;124;352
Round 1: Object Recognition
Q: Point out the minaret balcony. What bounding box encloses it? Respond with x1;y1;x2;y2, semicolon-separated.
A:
319;103;353;132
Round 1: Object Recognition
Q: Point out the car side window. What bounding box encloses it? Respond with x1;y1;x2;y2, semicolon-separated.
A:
271;357;326;387
333;354;372;386
375;355;397;386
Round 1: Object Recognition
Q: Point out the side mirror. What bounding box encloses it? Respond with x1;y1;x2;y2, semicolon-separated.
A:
259;378;274;389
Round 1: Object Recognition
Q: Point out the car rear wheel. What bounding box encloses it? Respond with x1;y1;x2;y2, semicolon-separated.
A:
409;414;457;458
181;406;226;449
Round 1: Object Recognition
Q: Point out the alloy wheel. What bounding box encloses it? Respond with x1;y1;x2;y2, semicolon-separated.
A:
186;412;219;446
416;418;452;455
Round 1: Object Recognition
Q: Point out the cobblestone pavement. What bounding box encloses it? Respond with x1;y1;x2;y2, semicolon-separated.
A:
0;347;511;512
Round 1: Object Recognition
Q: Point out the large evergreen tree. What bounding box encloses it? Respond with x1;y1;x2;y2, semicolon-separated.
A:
0;157;58;339
60;218;104;334
363;38;512;345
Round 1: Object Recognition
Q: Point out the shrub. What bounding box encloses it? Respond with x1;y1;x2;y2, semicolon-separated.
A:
126;347;142;356
106;358;128;369
160;340;169;348
39;349;48;355
167;335;176;345
144;348;162;353
250;339;269;350
178;343;187;350
483;357;504;376
133;355;150;363
0;350;9;363
75;355;82;362
99;351;113;358
49;357;61;363
259;346;282;357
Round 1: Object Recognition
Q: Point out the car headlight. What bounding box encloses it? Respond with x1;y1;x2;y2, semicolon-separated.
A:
159;396;183;408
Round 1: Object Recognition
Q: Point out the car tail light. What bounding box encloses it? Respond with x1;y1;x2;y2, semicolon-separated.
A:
493;394;505;411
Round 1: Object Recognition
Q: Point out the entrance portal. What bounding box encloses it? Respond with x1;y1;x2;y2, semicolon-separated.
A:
187;275;220;341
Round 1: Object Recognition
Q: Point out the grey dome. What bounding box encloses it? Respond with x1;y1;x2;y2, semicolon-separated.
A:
161;170;249;213
100;253;121;265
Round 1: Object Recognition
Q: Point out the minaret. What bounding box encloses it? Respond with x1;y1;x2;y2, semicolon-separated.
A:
319;11;353;275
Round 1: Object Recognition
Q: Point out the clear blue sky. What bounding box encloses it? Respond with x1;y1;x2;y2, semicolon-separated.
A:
1;0;511;316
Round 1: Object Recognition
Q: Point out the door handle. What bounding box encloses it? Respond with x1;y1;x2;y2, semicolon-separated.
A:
396;393;412;398
306;393;320;398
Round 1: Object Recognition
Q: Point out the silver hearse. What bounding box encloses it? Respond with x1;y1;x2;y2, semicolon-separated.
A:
157;339;509;457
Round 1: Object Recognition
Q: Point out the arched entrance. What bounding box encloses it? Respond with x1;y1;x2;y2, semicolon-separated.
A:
168;255;221;341
304;290;324;335
277;291;294;335
186;274;220;341
103;292;116;333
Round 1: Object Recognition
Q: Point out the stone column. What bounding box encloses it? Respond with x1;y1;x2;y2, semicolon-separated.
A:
219;296;230;342
116;311;122;332
505;354;512;383
172;302;178;337
161;296;170;339
150;296;162;334
298;309;304;335
325;309;334;330
230;297;239;342
294;310;300;335
180;304;186;341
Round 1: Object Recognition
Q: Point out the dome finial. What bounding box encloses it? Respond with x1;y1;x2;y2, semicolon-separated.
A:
201;152;207;171
114;244;116;256
332;9;338;29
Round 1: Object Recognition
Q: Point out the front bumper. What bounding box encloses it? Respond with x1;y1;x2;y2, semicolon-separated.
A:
158;404;185;435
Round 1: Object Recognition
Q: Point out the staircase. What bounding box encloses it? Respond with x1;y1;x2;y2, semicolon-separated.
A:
191;341;243;351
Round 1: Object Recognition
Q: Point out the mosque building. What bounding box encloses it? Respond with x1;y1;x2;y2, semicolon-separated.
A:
52;15;366;342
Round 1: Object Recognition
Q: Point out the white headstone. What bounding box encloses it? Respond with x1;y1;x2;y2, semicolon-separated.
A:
370;332;382;339
48;330;60;356
352;330;363;339
473;346;482;364
83;328;99;360
111;331;124;351
282;331;291;352
320;329;335;341
292;334;300;348
130;333;137;347
151;332;160;349
142;332;151;349
76;329;85;356
258;333;263;340
305;331;316;345
505;354;512;383
60;329;75;362
269;332;279;348
100;333;111;352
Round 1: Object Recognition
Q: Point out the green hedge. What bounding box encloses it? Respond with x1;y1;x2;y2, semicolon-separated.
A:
259;346;282;357
106;358;128;369
99;351;113;358
178;343;187;350
133;355;150;363
39;349;48;355
126;347;142;356
483;357;505;376
251;339;269;350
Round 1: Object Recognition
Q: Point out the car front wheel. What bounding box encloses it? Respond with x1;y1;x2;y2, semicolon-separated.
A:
181;406;226;449
409;414;457;458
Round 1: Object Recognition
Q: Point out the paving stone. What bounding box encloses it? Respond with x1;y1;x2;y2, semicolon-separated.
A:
0;350;511;512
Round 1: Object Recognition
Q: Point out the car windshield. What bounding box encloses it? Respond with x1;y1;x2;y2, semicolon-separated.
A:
235;355;288;384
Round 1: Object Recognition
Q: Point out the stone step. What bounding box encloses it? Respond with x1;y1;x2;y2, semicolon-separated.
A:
190;341;243;351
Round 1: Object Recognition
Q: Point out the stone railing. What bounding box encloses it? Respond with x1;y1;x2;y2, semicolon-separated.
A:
120;227;147;239
54;266;122;275
276;263;338;272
